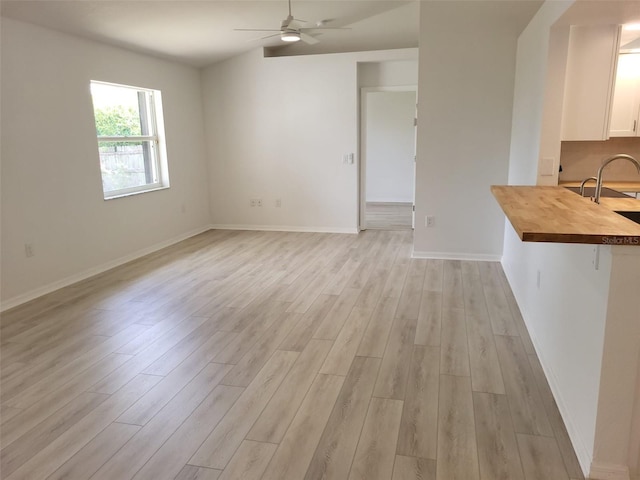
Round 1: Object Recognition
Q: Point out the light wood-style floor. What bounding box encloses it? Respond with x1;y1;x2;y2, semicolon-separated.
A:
365;203;413;230
0;229;585;480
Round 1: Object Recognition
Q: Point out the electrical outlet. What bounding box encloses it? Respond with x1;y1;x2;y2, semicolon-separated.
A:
250;199;257;207
257;199;263;207
24;243;34;258
426;216;435;227
275;198;282;208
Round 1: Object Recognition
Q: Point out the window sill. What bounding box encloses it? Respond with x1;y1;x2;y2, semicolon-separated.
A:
104;185;170;201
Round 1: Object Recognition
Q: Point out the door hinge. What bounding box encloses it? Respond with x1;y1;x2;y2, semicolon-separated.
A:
414;118;417;127
412;205;415;212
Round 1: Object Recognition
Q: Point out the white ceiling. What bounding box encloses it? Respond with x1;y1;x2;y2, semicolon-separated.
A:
7;1;640;71
0;0;421;67
556;1;640;53
558;0;640;26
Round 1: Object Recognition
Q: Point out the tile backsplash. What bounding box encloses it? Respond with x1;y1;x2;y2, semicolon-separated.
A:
559;137;640;182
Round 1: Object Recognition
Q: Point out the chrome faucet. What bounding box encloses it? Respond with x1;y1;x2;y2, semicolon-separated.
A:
580;176;597;196
594;154;640;204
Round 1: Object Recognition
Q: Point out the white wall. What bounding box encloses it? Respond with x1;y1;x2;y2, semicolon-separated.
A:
201;48;417;233
537;25;570;185
508;2;572;185
630;358;640;475
592;247;640;478
364;91;416;203
358;60;418;88
502;226;609;472
1;18;211;308
413;1;521;260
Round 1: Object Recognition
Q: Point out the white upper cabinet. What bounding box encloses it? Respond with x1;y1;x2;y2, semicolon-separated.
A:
561;25;620;141
609;53;640;137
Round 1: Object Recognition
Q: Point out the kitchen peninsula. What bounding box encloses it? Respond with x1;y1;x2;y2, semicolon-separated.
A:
493;184;640;480
491;185;640;245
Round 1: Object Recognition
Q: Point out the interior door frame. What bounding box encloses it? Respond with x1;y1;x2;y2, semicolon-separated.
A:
358;85;418;231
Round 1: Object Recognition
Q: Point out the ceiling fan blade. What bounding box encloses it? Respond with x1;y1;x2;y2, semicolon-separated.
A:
300;32;320;45
234;28;281;32
259;33;283;40
300;27;352;31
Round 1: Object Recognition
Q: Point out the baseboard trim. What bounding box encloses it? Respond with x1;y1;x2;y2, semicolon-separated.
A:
1;225;213;312
411;250;502;262
500;260;592;478
589;462;631;480
210;224;359;234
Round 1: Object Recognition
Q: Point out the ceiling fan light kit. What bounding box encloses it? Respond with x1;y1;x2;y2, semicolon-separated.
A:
281;31;301;42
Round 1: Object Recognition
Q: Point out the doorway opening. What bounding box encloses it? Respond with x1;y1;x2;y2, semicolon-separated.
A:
360;87;417;231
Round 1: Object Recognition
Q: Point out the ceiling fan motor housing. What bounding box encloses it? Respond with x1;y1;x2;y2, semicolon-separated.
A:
281;15;295;29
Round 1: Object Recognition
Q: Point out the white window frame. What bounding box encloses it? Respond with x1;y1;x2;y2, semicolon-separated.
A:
90;80;170;200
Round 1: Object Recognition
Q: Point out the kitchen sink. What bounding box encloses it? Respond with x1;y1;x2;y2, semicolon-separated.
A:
615;211;640;225
564;186;633;198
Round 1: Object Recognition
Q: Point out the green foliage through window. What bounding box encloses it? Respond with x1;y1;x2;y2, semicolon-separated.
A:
94;105;142;140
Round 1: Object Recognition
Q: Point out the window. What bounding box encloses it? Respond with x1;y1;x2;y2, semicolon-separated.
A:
90;81;169;199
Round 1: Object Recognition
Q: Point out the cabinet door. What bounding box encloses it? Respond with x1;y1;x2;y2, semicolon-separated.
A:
561;25;620;141
609;53;640;137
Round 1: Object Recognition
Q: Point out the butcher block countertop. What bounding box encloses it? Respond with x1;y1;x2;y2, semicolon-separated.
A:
491;186;640;245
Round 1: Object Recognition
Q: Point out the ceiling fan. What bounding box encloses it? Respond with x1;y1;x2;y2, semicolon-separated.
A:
234;0;349;45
